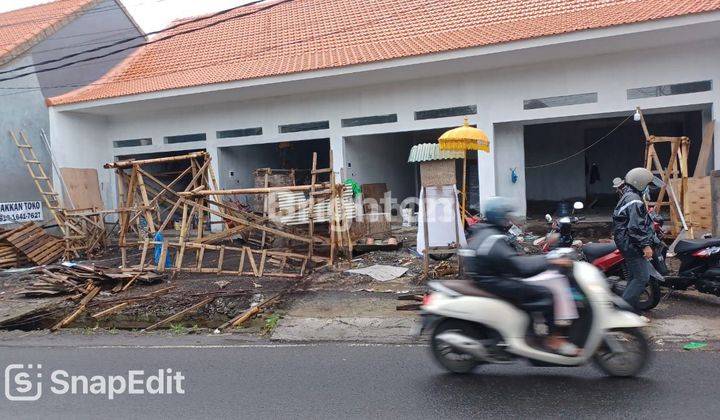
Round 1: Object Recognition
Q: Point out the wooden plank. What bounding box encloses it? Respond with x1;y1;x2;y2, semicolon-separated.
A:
51;285;100;331
142;297;214;332
694;120;715;177
59;168;104;210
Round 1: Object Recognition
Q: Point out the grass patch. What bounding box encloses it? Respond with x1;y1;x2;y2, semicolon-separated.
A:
262;313;282;334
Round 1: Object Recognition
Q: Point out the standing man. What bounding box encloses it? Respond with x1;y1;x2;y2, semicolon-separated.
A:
612;168;655;311
612;177;625;197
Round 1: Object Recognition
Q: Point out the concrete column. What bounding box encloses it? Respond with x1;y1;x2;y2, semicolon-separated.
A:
330;135;345;182
475;120;496;213
493;123;527;217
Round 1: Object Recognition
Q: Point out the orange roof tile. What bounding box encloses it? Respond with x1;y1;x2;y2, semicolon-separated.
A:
0;0;100;66
49;0;720;106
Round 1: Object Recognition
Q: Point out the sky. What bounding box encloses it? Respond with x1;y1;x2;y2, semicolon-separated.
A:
0;0;257;32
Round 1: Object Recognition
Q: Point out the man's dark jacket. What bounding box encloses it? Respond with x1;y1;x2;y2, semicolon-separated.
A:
612;186;654;257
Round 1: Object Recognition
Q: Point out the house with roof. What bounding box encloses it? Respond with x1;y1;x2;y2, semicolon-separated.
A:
0;0;142;222
46;0;720;218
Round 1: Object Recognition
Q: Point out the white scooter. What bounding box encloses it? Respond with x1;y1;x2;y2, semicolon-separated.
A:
418;250;651;377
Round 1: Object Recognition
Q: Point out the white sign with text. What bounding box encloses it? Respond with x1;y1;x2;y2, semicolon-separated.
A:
0;201;43;225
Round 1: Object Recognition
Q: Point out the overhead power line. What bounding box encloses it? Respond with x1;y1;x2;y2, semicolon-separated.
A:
0;0;273;78
0;0;432;99
525;113;634;169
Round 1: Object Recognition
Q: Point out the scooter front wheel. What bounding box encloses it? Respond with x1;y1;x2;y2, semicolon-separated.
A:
430;319;482;374
592;328;650;377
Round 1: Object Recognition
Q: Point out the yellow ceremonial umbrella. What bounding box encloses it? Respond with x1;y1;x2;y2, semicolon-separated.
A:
438;117;490;217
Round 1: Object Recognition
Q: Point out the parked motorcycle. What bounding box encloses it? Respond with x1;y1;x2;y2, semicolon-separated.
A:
666;238;720;296
417;249;650;377
537;203;664;310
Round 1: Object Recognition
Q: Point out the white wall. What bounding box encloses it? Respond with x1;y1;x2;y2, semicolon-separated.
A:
51;36;720;215
344;132;418;202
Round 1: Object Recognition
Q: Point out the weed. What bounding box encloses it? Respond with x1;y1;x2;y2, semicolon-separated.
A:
262;313;282;334
169;323;188;335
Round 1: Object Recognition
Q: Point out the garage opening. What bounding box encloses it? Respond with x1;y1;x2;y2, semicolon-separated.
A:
523;110;704;218
344;128;477;209
218;138;330;205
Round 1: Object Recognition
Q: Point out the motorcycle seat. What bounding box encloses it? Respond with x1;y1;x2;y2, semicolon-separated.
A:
675;238;720;255
582;242;617;262
439;280;498;298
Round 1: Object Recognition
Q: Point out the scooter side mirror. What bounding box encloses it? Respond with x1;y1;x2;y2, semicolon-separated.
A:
573;201;584;211
545;214;553;223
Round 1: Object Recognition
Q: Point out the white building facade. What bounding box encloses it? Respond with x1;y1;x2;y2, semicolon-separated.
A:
48;11;720;217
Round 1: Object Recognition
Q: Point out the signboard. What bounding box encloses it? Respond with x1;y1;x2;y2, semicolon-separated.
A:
0;201;44;225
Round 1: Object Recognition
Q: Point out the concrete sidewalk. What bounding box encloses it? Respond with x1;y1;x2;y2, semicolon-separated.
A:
271;289;720;346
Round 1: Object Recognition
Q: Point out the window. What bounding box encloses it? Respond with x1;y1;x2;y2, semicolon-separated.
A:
217;127;263;139
113;138;151;148
164;133;206;144
627;80;712;100
341;114;397;127
524;93;597;110
279;121;329;133
414;105;477;120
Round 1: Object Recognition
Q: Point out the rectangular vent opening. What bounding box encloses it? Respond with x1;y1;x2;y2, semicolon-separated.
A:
414;105;477;120
524;93;597;110
627;80;712;100
217;127;263;139
341;114;397;127
113;138;151;148
164;133;206;144
279;121;329;133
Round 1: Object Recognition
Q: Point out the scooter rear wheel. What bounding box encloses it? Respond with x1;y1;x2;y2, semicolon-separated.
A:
592;328;650;377
430;319;482;374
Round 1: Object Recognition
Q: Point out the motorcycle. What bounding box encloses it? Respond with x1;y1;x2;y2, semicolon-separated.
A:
537;203;664;311
666;237;720;296
418;248;651;377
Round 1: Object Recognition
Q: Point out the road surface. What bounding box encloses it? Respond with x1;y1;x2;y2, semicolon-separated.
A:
0;340;717;419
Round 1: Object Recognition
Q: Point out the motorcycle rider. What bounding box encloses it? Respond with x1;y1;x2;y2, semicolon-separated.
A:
464;197;579;355
612;167;655;311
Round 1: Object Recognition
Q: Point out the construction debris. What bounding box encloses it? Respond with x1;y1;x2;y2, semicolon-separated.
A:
109;150;354;278
14;263;164;298
346;265;408;282
0;222;63;267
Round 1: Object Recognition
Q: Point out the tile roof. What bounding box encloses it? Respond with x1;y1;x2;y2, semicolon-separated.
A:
48;0;720;106
0;0;100;66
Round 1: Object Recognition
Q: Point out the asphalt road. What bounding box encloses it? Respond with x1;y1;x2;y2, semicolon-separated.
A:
0;341;718;419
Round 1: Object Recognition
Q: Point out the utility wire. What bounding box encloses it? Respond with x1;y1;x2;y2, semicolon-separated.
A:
0;0;273;78
525;113;634;169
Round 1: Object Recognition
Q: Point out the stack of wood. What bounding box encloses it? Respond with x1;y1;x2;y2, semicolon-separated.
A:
0;229;28;268
0;222;64;268
15;263;164;298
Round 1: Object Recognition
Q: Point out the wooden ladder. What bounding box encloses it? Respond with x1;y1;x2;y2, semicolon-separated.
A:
9;130;65;230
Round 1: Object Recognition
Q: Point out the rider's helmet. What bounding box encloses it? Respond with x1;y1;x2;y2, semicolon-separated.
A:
624;167;653;192
483;197;515;227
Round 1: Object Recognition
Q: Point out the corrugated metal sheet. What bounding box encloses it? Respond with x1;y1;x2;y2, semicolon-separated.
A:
407;143;464;163
274;187;356;226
